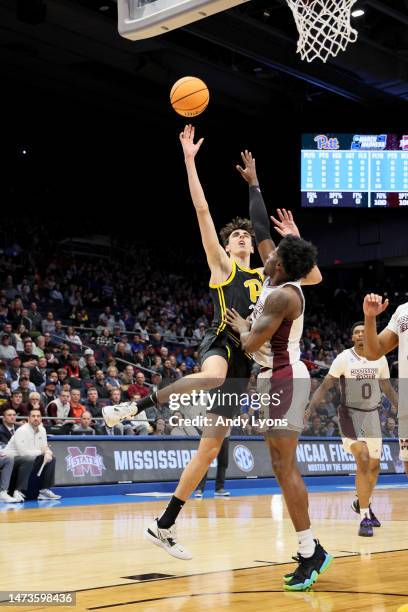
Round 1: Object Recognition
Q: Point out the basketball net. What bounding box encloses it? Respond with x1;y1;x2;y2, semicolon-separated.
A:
286;0;359;63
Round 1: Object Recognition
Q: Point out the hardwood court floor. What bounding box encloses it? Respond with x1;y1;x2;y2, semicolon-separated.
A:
1;488;408;611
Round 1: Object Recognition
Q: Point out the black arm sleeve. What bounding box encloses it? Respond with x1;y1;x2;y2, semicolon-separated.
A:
249;185;272;245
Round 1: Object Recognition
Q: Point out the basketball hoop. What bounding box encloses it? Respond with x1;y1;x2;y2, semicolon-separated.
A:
286;0;359;63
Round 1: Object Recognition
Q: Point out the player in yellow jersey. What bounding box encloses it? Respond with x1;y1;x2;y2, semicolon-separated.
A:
103;126;321;559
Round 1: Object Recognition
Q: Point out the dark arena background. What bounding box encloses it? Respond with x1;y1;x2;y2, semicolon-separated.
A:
1;0;408;610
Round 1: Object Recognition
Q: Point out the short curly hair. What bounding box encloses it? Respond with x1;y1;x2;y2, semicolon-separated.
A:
278;235;317;281
219;217;255;247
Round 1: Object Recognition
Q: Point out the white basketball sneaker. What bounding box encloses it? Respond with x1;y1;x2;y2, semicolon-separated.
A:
0;490;18;503
102;402;138;427
144;519;192;560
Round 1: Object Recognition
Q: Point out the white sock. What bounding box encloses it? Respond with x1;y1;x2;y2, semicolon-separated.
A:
297;528;315;558
360;508;370;520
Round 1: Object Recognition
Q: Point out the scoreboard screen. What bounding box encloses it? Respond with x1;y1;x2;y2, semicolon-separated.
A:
301;133;408;208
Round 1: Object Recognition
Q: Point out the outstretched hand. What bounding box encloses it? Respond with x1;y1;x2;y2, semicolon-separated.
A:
363;294;389;317
236;150;259;186
270;208;300;238
179;124;204;160
224;308;251;334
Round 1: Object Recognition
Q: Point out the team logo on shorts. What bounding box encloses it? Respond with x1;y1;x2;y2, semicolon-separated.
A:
66;447;105;477
233;445;254;472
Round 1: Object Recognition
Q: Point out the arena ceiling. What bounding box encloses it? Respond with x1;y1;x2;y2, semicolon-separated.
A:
1;0;408;124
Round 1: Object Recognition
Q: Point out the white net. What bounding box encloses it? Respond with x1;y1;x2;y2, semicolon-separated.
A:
286;0;359;63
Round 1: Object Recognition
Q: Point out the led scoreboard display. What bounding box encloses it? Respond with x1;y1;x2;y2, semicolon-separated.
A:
301;133;408;208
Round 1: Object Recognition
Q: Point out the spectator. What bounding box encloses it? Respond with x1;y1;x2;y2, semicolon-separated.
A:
27;303;42;332
383;417;398;438
128;371;149;399
120;365;135;394
94;370;111;399
0;334;19;362
304;416;326;437
5;407;61;501
0;390;24;416
65;326;82;346
71;411;95;435
47;389;71;423
84;388;102;418
30;357;48;388
152;417;167;435
96;328;114;349
24;392;46;417
80;354;98;380
11;376;35;403
42;312;56;335
0;378;11;407
160;359;178;386
33;336;46;359
193;322;206;342
66;356;81;380
0;407;20;444
78;348;94;370
39;376;58;401
69;389;86;422
105;366;121;390
19;339;39;368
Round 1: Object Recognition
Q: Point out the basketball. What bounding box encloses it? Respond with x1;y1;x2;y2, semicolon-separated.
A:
397;606;408;612
170;76;209;117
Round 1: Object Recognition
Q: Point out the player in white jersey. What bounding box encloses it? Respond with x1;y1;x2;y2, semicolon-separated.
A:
308;322;398;537
363;294;408;476
226;232;333;592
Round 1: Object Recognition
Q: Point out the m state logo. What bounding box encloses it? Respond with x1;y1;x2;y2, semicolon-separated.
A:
66;447;105;477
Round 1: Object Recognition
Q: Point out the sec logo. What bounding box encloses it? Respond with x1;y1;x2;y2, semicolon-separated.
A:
233;445;254;472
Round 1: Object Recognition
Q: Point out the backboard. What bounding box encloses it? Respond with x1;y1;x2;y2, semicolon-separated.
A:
117;0;249;41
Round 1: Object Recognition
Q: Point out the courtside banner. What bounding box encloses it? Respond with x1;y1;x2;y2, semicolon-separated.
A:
50;436;404;485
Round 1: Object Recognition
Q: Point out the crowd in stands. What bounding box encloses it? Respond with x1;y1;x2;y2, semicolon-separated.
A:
0;247;404;439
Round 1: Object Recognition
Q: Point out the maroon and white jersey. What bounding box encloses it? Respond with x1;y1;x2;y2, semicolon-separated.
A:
250;278;304;369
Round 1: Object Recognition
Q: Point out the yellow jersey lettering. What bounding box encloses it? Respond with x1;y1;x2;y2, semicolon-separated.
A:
244;278;263;304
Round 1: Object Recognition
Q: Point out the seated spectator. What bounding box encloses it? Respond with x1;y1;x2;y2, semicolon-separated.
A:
115;335;132;354
160;359;178;386
71;411;95;435
0;334;18;362
96;328;114;349
152;417;167;436
69;389;86;422
46;389;71;424
50;320;64;346
30;357;48;388
58;346;72;369
176;348;195;370
23;392;46;417
83;387;102;418
0;378;11;407
14;324;29;353
304;416;326;437
150;373;162;393
78;348;94;370
105;366;121;390
33;335;46;359
323;420;339;437
94;370;111;399
19;339;39;368
94;420;127;436
0;407;20;444
65;326;82;347
39;371;58;393
27;303;42;332
114;342;133;368
11;376;35;403
120;365;135;395
42;312;56;335
5;407;61;501
383;417;398;438
130;334;145;353
80;354;98;380
193;322;206;342
128;371;149;399
66;356;81;380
